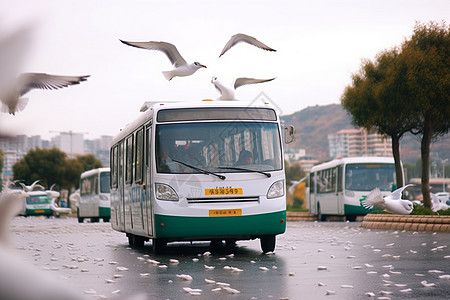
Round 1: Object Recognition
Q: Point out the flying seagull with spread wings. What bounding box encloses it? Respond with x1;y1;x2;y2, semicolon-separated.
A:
120;40;207;81
219;33;276;57
211;76;275;100
362;184;414;215
0;73;89;115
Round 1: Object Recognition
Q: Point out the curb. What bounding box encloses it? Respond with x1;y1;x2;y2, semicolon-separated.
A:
361;214;450;232
286;211;317;221
286;211;450;233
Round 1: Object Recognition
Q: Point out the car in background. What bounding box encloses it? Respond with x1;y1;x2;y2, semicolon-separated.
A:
436;192;450;206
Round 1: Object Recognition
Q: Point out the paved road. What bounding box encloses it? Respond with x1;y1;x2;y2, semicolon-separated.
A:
6;216;450;299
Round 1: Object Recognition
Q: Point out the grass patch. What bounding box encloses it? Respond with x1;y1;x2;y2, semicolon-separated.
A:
286;205;308;212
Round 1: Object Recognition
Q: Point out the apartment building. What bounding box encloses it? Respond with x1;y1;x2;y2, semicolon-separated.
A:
328;128;392;158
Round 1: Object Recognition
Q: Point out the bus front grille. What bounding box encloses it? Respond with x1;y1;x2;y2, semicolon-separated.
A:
186;196;259;204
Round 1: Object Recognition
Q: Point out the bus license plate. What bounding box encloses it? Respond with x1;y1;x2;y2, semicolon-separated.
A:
209;209;242;217
205;188;243;196
34;210;45;213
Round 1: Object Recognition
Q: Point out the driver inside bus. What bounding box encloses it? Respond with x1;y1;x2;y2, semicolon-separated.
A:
158;141;179;172
236;150;253;166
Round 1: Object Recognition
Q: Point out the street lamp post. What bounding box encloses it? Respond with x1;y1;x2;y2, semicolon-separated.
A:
443;158;448;192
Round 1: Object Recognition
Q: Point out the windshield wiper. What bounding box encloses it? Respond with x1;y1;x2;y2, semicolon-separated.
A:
218;166;271;178
172;159;226;180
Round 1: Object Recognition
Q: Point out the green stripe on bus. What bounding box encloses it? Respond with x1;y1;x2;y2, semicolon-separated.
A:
344;204;371;215
154;211;286;238
26;209;53;215
99;207;111;217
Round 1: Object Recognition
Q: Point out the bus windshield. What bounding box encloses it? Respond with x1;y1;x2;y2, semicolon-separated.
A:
345;163;395;191
156;122;282;174
26;195;50;204
100;172;110;193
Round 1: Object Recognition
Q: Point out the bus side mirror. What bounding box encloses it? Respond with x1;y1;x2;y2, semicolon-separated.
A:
284;125;295;144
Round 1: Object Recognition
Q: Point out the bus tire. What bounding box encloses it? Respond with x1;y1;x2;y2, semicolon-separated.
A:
317;204;325;221
260;235;276;253
77;208;84;223
103;217;110;222
133;235;145;248
152;238;166;254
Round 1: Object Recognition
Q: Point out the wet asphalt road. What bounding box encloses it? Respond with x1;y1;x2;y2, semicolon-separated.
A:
8;216;450;300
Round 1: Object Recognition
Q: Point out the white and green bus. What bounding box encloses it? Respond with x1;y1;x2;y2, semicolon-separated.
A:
309;156;402;221
110;100;293;253
78;167;111;223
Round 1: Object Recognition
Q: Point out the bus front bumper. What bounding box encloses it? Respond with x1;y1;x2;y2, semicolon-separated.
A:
154;210;286;240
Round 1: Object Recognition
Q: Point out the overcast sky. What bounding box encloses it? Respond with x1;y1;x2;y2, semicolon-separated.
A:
0;0;448;140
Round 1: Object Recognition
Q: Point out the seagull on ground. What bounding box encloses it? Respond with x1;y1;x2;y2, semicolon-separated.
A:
219;33;276;57
211;76;275;100
0;73;89;115
362;184;414;215
120;40;206;81
431;193;450;212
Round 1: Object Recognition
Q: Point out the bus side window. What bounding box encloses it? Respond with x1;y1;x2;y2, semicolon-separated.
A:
135;128;144;183
111;146;118;189
337;165;343;192
125;135;133;184
309;174;315;193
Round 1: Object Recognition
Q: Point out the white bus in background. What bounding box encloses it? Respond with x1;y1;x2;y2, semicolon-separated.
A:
309;156;402;221
78;167;111;223
110;100;294;253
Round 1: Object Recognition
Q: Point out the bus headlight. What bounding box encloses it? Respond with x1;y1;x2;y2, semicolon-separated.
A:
267;180;284;199
155;183;179;201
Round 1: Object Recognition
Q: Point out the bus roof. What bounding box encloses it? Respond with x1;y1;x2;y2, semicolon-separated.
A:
80;167;110;179
310;156;395;172
112;99;279;145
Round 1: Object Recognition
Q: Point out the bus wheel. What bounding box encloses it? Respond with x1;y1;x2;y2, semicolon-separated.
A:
346;215;356;222
260;235;276;253
103;217;110;222
133;235;145;248
317;204;325;222
152;238;166;254
77;209;84;223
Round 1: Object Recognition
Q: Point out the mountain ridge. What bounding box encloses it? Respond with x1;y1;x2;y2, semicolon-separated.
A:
281;103;449;163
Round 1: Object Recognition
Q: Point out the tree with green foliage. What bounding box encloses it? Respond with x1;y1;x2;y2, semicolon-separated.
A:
400;21;450;207
341;47;413;188
341;21;449;208
13;148;103;192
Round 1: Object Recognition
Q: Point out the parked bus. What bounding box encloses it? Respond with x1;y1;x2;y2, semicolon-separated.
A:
110;100;294;253
78;167;111;223
309;156;402;221
19;190;54;217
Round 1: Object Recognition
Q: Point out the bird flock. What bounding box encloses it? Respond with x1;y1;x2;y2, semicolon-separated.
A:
120;33;277;100
0;31;277;116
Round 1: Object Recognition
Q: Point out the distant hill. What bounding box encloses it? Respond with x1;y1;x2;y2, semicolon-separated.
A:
281;104;449;163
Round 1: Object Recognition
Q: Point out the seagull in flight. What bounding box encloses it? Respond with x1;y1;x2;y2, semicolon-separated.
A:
219;33;276;57
431;193;450;212
120;40;206;81
211;76;275;100
19;180;45;192
0;73;89;115
362;184;414;215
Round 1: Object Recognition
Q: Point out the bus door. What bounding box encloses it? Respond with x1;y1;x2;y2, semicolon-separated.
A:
336;165;344;214
145;125;154;236
117;141;125;231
